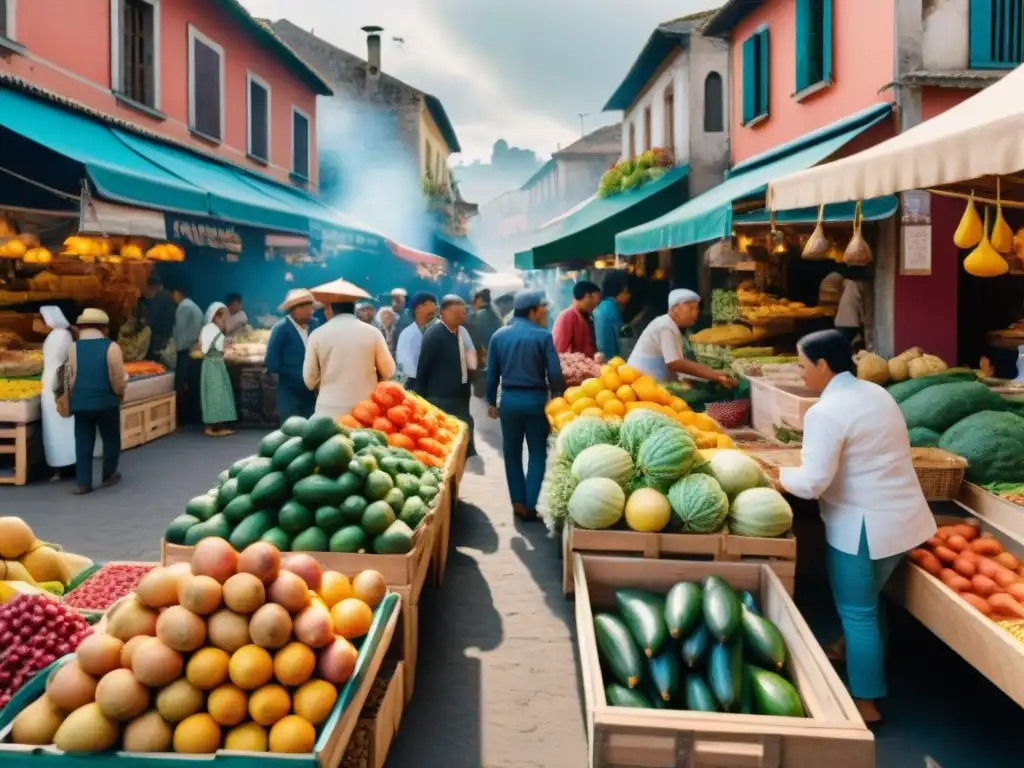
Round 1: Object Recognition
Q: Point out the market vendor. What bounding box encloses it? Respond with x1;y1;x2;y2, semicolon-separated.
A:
593;272;631;360
627;289;736;387
265;289;318;423
224;293;251;338
778;329;936;725
552;280;601;358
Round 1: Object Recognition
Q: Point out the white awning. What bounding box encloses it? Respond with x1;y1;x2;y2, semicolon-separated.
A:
768;63;1024;210
79;197;167;239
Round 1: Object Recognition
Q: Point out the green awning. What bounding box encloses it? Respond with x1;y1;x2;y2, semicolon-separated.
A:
615;103;892;255
515;164;689;270
733;196;899;225
0;88;208;215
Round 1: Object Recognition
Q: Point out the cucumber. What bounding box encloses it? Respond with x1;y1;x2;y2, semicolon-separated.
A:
229;511;274;551
664;581;702;639
740;590;761;616
703;580;741;642
708;636;743;711
702;575;731;592
594;613;644;689
739;665;754;714
684;673;719;712
740;605;787;671
614;588;668;658
643;678;670;709
647;644;681;703
605;684;652;709
680;624;710;668
745;665;805;718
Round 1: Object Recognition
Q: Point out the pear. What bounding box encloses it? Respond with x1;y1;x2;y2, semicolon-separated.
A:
964;207;1009;277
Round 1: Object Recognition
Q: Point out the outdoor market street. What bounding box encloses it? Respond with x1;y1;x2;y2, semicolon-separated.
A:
2;400;1024;767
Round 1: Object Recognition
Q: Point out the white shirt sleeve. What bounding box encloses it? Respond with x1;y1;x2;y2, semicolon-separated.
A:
460;327;478;371
779;407;844;500
395;326;418;373
375;331;397;380
303;332;321;390
659;322;682;364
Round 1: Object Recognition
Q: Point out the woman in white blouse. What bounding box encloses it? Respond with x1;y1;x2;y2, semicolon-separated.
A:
199;303;237;437
779;330;935;724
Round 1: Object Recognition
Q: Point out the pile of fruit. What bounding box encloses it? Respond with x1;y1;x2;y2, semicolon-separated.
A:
63;564;156;615
0;596;93;711
909;521;1024;620
7;538;394;754
0;517;93;601
0;379;42;401
595;577;805;715
558;352;601;388
337;381;463;469
168;414;445;556
544;409;793;539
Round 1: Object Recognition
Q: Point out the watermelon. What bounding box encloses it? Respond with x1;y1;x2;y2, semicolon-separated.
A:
619;410;684;457
667;474;729;533
632;428;696;492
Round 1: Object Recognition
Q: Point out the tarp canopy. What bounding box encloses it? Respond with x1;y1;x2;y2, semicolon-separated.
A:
514;164;689;270
768;63;1024;210
733;196;899;226
615;102;892;255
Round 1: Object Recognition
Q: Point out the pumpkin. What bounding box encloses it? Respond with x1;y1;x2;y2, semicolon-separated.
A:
568;478;625;530
706;450;763;498
632;427;697;492
667;474;729;533
624;488;671;532
728;487;793;537
571;444;633;485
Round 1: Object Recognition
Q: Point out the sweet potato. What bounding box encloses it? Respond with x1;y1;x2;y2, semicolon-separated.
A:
989;592;1024;619
994;552;1023;571
959;592;994;615
993;567;1019;589
1018;565;1024;579
1005;582;1024;602
933;545;959;564
950;523;980;542
971;574;1000;597
971;538;1004;556
945;534;970;553
952;556;976;578
938;569;972;592
976;557;1018;588
958;550;980;564
926;537;944;549
916;551;942;576
935;526;957;540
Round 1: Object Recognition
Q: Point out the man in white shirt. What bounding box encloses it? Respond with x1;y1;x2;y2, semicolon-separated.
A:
395;292;438;388
303;300;395;419
224;293;250;337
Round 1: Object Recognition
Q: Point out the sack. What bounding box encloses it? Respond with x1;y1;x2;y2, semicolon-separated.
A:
801;205;830;260
53;345;76;418
844;201;873;266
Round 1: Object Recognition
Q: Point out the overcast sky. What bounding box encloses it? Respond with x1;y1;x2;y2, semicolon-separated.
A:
241;0;721;163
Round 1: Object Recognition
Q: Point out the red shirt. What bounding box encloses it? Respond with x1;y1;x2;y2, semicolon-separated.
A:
552;306;596;357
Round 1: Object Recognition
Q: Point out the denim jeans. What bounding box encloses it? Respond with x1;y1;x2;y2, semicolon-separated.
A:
497;389;549;510
74;408;121;489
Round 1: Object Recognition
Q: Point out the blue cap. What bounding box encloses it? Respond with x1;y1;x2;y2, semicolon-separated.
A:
513;289;549;311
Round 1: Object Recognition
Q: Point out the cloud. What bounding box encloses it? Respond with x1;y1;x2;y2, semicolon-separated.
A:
241;0;720;161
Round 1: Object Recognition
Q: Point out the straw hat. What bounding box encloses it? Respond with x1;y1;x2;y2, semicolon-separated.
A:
76;308;110;326
278;289;320;313
310;278;371;303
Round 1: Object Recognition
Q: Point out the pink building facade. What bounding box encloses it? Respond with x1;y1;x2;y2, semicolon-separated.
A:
0;0;330;188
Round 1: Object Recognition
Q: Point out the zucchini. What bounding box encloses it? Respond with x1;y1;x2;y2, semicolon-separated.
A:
740;605;787;671
679;624;710;668
615;589;668;658
703;580;741;642
708;636;743;711
647;644;681;703
605;684;652;709
746;665;805;718
664;581;702;639
739;590;761;616
684;673;719;712
594;613;644;689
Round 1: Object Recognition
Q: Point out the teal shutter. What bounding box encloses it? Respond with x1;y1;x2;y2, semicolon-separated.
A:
969;0;993;67
742;36;756;123
795;0;809;90
822;0;833;83
759;29;770;117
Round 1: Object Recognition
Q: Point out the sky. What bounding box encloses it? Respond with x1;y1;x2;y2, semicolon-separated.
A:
240;0;722;163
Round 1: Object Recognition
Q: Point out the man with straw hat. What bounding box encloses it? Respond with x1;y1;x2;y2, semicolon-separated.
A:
304;279;396;419
266;289;319;424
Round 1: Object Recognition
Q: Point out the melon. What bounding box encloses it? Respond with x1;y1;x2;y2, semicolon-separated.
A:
667;474;729;533
0;517;35;559
728;487;794;538
571;444;633;485
633;427;697;492
623;488;672;532
707;450;764;498
567;478;626;530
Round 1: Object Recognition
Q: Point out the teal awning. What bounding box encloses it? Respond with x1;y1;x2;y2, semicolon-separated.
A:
515;164;689;270
733;195;899;225
615;103;893;255
0;88;208;215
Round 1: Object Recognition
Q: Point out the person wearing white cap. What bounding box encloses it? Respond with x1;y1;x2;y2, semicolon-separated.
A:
628;289;736;387
39;306;76;478
266;290;319;424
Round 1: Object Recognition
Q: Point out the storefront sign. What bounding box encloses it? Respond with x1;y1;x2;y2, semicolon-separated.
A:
310;222;383;255
167;216;244;253
900;191;932;275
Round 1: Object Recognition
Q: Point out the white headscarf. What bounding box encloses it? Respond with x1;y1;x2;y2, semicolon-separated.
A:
200;302;227;354
668;289;701;309
40;306;69;330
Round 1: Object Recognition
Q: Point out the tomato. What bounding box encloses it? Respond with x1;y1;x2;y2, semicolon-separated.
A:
387;405;411;427
387;433;416;450
402;424;429;442
372;417;395;434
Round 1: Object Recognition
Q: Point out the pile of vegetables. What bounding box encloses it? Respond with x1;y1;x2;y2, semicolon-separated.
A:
597;148;674;199
558;352;601;388
856;346;950;386
711;290;740;324
542;408;793;540
909;520;1024;621
594;578;805;716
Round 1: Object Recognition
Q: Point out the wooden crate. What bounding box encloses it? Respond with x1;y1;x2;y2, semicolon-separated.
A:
120;392;176;451
749;377;817;435
574;554;874;768
120;401;145;450
0;421;40;486
431;426;469;586
562;524;797;597
341;661;406;768
958;482;1024;541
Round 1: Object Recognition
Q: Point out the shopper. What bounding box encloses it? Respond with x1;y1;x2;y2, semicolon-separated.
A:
778;329;936;725
116;303;152;363
593;272;631;361
390;288;413;335
415;294;478;457
40;306;75;480
356;301;377;324
552;280;601;358
67;309;127;494
466;288;503;397
171;282;204;423
199;303;237;437
486;290;565;521
375;306;399;359
265;289;318;423
395;292;439;389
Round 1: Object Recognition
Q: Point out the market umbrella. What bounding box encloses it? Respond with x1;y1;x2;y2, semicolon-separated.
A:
310;278;371;303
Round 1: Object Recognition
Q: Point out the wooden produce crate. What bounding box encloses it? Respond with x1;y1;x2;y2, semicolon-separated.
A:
0;420;41;486
886;512;1024;709
958;482;1024;541
562;524;797;597
748;377;817;436
340;661;405;768
574;554;874;768
432;425;468;587
120;392;176;451
0;395;41;423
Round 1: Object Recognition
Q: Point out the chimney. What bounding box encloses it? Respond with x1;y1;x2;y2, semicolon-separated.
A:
363;26;383;79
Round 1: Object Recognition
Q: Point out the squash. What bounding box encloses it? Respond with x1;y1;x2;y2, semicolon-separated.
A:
20;544;70;584
571;444;633;486
992;204;1015;253
568;478;625;530
624;488;672;532
953;194;983;249
728;488;793;537
801;206;830;260
843;202;873;266
854;351;890;385
666;474;729;533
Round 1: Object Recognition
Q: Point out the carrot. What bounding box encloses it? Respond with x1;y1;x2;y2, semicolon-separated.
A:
932;545;958;564
1005;582;1024;602
945;535;969;553
952;556;976;578
971;574;1000;597
995;552;1023;571
959;592;994;615
971;538;1004;556
989;593;1024;619
950;523;980;542
938;569;972;591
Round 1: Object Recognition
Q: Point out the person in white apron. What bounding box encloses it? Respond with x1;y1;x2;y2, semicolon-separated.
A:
40;306;76;478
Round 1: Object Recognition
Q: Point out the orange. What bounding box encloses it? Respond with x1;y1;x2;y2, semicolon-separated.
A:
594;390;616;407
292;680;338;726
269;715;316;754
626;401;656;412
564;386;584;404
186;647;230;690
554;411;576;430
208;684;248;727
601;370;623;391
580;378;605;398
173;713;221;754
602;399;625;418
249;684;292;726
616;364;639;384
607;356;625;369
318;571;352;609
571;397;598;415
228;645;274;691
717;433;736;448
273;642;316;687
224;722;268;752
580;407;605;419
545;397;570;415
615;385;637;403
330;598;374;641
677;410;697;426
694;413;721;432
668;396;689;412
599;364;614;378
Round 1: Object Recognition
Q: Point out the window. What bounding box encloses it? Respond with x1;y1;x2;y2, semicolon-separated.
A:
292;108;310;180
188;25;224;142
970;0;1024;68
0;0;12;40
247;73;271;163
111;0;160;109
741;27;770;125
795;0;832;92
663;87;675;151
704;73;724;132
643;106;652;152
628;123;636;160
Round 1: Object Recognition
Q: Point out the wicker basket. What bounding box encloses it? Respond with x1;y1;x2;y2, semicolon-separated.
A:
911;448;967;501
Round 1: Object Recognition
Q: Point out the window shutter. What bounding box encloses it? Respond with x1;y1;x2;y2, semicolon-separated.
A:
0;0;7;38
969;0;994;67
193;41;221;139
795;0;809;91
293;112;310;178
741;36;756;123
759;29;771;117
822;0;833;83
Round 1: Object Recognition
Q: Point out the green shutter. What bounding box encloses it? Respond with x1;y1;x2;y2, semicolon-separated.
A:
969;0;994;67
759;29;770;118
822;0;833;83
795;0;809;91
742;36;756;123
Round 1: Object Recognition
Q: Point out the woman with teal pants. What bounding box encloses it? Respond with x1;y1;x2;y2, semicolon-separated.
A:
779;330;936;724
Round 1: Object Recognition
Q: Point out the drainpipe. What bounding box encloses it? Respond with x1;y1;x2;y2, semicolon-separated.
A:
363;25;383;91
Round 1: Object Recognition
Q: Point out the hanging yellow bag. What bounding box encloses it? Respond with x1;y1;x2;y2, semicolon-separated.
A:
953;194;983;249
801;205;830;260
991;180;1014;253
964;206;1009;277
843;201;873;266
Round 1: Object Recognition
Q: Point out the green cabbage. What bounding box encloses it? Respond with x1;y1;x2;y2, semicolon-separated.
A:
667;474;729;533
556;416;619;461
